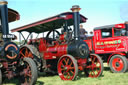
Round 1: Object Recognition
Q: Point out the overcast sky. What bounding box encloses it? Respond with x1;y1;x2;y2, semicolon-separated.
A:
2;0;128;35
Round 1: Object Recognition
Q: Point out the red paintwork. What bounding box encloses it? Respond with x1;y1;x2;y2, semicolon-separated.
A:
65;14;73;20
39;38;47;52
28;36;103;77
30;37;68;60
84;39;93;51
107;53;126;64
44;44;68;60
84;23;128;63
59;34;65;41
77;58;87;69
28;34;68;60
115;23;125;28
8;8;20;22
11;12;87;33
112;57;124;71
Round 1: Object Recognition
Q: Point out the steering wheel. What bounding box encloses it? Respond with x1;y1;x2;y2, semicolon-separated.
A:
46;30;60;44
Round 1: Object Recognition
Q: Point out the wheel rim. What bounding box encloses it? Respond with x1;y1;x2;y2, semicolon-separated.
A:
58;55;77;80
22;61;32;85
86;54;102;77
112;58;124;71
20;47;33;58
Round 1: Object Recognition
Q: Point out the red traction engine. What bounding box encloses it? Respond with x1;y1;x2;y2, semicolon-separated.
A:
0;1;38;85
11;5;103;80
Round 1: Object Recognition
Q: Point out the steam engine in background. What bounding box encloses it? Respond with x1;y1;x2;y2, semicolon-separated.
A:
0;1;37;85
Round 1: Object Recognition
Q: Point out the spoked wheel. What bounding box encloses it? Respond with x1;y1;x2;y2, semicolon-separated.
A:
20;58;38;85
109;55;127;73
0;69;2;85
20;47;33;58
85;54;103;77
20;46;42;71
58;54;78;80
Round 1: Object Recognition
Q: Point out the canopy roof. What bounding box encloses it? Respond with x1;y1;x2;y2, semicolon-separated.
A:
8;8;20;22
11;12;87;33
94;23;126;30
94;24;115;30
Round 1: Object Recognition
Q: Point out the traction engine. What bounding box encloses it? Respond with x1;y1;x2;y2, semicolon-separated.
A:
0;1;37;85
17;5;104;80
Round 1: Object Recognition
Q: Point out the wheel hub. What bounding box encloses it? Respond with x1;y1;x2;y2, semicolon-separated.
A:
112;58;124;71
64;65;70;72
115;62;120;67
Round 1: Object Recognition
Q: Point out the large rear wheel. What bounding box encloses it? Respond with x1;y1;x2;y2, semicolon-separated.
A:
20;47;34;58
109;55;127;73
85;54;103;77
58;54;78;80
20;46;42;71
20;57;38;85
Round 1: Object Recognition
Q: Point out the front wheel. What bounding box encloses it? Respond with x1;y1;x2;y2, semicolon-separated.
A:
57;54;78;80
85;54;103;77
20;57;38;85
109;55;127;73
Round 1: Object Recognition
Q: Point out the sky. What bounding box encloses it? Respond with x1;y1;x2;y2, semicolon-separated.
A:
2;0;128;37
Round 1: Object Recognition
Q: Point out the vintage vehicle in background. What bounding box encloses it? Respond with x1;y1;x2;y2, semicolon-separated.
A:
0;1;37;85
11;5;103;80
84;22;128;73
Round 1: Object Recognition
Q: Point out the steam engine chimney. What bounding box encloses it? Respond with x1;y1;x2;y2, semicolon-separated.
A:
0;1;9;41
71;5;81;40
125;21;128;36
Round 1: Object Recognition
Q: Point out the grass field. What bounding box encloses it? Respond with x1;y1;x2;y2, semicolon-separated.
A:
3;64;128;85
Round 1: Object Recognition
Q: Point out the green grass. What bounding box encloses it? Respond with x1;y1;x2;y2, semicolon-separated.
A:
3;65;128;85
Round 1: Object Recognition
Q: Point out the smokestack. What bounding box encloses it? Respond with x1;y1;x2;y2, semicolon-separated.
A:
71;5;81;40
0;1;9;41
125;21;128;36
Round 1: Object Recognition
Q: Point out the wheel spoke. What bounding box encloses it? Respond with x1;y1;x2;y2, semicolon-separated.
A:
26;65;30;70
28;52;33;58
66;58;69;65
66;72;69;79
92;71;95;76
20;52;25;57
92;57;96;63
67;72;71;79
69;61;72;66
86;65;92;68
63;58;67;65
61;62;65;67
27;73;32;77
70;70;74;74
25;48;29;56
69;67;75;70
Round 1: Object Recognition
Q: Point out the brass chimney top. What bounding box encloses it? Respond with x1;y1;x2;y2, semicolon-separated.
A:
0;1;8;5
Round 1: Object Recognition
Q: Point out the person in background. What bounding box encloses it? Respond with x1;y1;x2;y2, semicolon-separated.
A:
79;24;88;40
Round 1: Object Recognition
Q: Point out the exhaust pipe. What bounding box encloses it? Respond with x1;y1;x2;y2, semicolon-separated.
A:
0;1;9;41
71;5;81;40
125;21;128;36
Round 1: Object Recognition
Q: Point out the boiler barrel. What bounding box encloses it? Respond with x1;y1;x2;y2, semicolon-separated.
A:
67;40;89;58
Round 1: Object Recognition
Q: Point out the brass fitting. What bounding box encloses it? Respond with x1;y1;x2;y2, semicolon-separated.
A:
125;21;128;24
71;5;81;12
0;1;8;5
